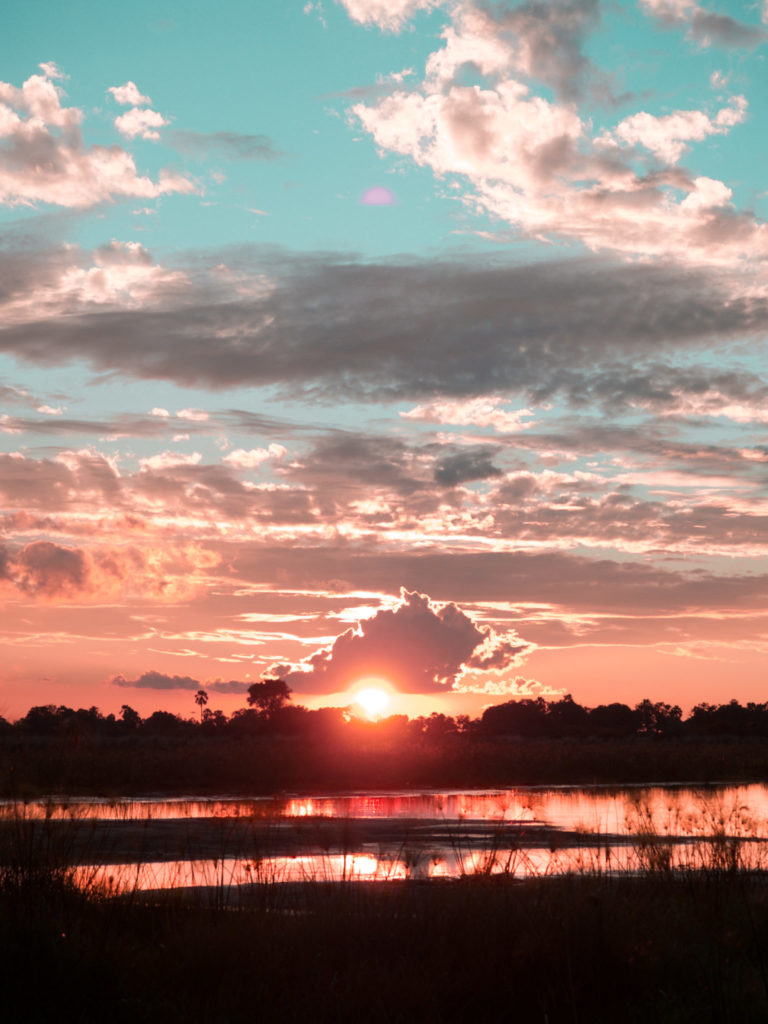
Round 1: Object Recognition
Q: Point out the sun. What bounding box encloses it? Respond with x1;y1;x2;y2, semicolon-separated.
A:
353;685;391;720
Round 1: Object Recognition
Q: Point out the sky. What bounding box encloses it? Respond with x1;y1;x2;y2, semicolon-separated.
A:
1;0;768;721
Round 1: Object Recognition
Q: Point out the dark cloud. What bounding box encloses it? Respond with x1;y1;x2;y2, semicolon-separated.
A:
5;540;88;597
645;2;767;49
230;545;768;616
1;247;766;403
112;671;249;693
688;10;767;48
170;131;283;160
434;447;502;486
274;588;531;694
493;0;622;103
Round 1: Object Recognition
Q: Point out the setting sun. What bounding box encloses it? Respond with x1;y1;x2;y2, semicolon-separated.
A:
354;686;391;720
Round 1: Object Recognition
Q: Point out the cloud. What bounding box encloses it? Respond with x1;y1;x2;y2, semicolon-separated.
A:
111;670;248;693
273;587;531;693
424;0;615;104
433;446;502;486
0;66;195;207
346;3;766;263
640;0;767;48
171;130;282;160
2;540;88;597
401;397;535;432
223;444;287;469
177;408;209;421
138;451;203;471
337;0;444;32
0;532;219;603
2;244;767;401
108;81;153;106
114;107;169;141
605;96;747;164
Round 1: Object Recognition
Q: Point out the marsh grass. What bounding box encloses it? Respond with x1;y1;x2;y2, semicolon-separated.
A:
4;793;768;1022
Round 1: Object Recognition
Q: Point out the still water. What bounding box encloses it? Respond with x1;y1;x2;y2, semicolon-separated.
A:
4;784;768;891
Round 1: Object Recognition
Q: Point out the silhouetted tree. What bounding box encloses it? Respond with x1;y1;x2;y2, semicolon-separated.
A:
588;702;639;738
246;678;292;717
194;689;209;723
635;699;682;737
120;705;142;732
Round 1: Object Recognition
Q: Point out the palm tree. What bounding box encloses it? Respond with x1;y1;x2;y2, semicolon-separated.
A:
194;689;209;723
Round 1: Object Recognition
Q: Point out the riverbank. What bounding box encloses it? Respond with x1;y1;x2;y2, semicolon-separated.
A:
3;734;768;796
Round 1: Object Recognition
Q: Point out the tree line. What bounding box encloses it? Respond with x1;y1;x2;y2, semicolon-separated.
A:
3;682;768;741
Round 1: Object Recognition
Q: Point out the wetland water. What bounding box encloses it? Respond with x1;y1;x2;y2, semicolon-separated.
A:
4;784;768;891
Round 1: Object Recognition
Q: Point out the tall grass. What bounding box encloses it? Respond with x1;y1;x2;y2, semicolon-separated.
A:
3;792;768;1021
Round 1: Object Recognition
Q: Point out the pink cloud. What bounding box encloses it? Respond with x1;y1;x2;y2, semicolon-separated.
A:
0;538;219;603
272;587;531;694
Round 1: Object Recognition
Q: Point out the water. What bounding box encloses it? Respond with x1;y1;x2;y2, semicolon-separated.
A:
4;784;767;891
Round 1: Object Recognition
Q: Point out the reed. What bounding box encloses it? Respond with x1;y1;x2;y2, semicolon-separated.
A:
3;791;768;1021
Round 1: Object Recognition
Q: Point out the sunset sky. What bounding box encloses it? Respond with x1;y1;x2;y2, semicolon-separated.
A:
2;0;768;721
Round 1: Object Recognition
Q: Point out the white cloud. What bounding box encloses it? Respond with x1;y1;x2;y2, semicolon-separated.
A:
337;0;444;32
350;6;767;264
223;444;287;469
177;408;209;422
108;81;152;106
114;107;169;141
139;451;203;471
0;241;189;325
0;67;194;208
401;397;535;432
606;96;747;164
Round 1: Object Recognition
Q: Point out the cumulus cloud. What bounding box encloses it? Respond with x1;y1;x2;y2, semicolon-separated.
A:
337;0;444;32
605;96;747;164
0;535;219;603
640;0;767;48
223;444;287;469
347;3;766;263
2;540;88;597
139;451;202;471
108;81;153;106
433;446;502;486
401;397;535;432
0;66;195;207
112;671;248;693
177;408;209;421
114;107;169;141
272;588;531;693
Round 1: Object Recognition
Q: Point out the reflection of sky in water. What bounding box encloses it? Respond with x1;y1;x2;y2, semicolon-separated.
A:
78;837;768;894
6;784;768;837
9;784;768;893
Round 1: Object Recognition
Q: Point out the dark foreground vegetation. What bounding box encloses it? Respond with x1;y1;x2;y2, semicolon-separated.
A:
3;692;768;794
2;862;768;1022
